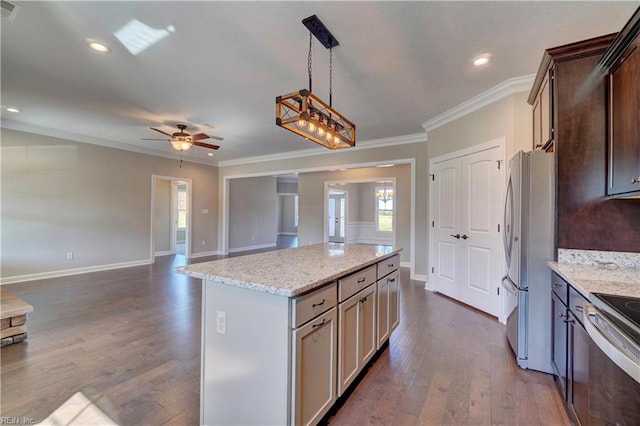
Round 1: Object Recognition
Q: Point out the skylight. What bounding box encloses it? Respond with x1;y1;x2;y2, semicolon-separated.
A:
114;19;175;55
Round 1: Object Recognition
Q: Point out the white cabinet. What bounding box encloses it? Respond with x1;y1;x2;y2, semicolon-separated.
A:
377;270;400;349
291;307;337;426
338;283;377;396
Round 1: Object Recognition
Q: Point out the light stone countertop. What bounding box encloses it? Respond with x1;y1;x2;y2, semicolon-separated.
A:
549;261;640;300
176;243;402;297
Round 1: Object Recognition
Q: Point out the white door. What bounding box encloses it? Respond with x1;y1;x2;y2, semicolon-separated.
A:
432;146;503;317
328;191;346;243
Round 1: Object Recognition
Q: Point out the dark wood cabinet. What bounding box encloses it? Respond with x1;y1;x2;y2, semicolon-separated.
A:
601;9;640;197
530;31;640;253
550;271;592;426
568;286;590;426
531;70;554;151
551;291;567;399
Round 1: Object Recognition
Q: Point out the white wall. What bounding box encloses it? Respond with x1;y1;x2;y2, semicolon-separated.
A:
153;179;171;254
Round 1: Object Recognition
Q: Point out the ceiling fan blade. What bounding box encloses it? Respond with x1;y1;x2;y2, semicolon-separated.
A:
191;133;210;141
141;138;170;141
208;135;224;141
150;127;172;137
193;141;220;150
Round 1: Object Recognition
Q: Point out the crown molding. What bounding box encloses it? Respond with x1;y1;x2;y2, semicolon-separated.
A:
217;133;427;168
421;74;535;134
0;119;216;167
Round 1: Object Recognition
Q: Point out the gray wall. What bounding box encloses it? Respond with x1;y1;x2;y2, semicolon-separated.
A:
1;128;218;282
218;92;531;280
1;91;532;283
228;176;277;250
298;165;411;262
278;195;298;235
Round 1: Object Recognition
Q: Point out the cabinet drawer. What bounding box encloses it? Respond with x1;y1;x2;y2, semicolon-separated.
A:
551;272;568;305
338;265;376;302
291;282;337;328
377;254;400;279
569;285;588;327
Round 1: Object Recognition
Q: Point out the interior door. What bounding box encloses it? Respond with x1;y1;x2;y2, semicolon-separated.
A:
328;191;346;243
460;148;503;316
432;158;463;302
432;146;503;317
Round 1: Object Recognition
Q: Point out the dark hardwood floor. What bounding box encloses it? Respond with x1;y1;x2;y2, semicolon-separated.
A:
1;248;568;425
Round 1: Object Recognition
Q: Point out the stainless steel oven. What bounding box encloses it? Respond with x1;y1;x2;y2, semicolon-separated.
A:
584;293;640;425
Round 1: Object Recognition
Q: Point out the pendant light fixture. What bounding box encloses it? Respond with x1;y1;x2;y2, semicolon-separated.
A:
276;15;356;149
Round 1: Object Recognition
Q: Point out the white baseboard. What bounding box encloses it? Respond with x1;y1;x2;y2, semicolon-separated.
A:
189;250;222;259
413;274;428;283
154;250;173;256
228;243;277;254
278;232;298;236
0;259;152;285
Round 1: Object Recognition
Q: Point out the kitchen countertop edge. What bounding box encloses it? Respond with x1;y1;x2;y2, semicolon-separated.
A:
177;244;403;298
548;261;640;300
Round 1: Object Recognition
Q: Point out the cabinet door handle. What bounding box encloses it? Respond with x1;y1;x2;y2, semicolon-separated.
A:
360;296;368;304
632;177;640;184
574;305;584;313
312;319;326;328
559;313;567;319
357;277;366;283
553;283;562;288
388;263;394;268
461;234;469;240
389;278;396;283
312;299;326;308
563;318;575;324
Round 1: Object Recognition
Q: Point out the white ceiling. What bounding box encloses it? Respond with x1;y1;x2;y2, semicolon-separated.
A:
1;1;638;166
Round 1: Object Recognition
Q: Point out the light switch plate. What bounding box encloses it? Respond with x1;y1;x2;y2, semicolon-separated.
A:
216;311;226;335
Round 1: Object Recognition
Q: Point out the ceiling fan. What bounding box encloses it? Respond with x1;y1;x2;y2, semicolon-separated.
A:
142;124;223;152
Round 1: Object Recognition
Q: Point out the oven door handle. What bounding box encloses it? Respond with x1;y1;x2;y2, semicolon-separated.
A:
584;304;640;384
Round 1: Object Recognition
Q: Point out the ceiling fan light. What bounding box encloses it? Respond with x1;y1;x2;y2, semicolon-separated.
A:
171;140;192;151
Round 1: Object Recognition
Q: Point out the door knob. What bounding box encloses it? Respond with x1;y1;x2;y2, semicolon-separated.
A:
450;234;461;239
461;234;468;240
632;177;640;184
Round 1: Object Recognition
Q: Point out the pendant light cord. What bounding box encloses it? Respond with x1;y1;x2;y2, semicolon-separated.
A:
329;47;333;107
308;32;313;92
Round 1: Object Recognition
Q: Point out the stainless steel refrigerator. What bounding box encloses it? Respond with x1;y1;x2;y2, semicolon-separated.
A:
502;150;554;374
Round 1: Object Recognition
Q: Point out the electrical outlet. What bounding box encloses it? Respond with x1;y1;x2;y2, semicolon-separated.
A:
66;252;73;260
216;311;227;335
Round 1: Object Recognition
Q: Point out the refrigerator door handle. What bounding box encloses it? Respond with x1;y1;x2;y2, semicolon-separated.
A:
503;177;514;268
501;275;518;293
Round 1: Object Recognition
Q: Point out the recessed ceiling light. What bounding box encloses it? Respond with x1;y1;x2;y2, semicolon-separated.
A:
5;107;20;113
472;53;493;67
87;39;111;53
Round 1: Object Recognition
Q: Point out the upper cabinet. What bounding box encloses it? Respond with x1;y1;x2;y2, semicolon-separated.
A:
527;36;617;153
600;8;640;197
530;69;553;151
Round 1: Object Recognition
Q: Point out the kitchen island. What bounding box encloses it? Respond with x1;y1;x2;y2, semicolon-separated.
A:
177;243;402;425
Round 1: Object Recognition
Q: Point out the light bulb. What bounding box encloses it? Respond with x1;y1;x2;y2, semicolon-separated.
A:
308;123;316;132
297;119;306;128
317;127;325;137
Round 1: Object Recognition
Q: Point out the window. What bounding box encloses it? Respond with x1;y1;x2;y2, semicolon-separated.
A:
177;186;187;229
375;185;393;232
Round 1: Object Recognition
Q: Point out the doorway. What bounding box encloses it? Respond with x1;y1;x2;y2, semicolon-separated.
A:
328;190;347;243
172;182;188;255
151;175;192;261
429;140;505;320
